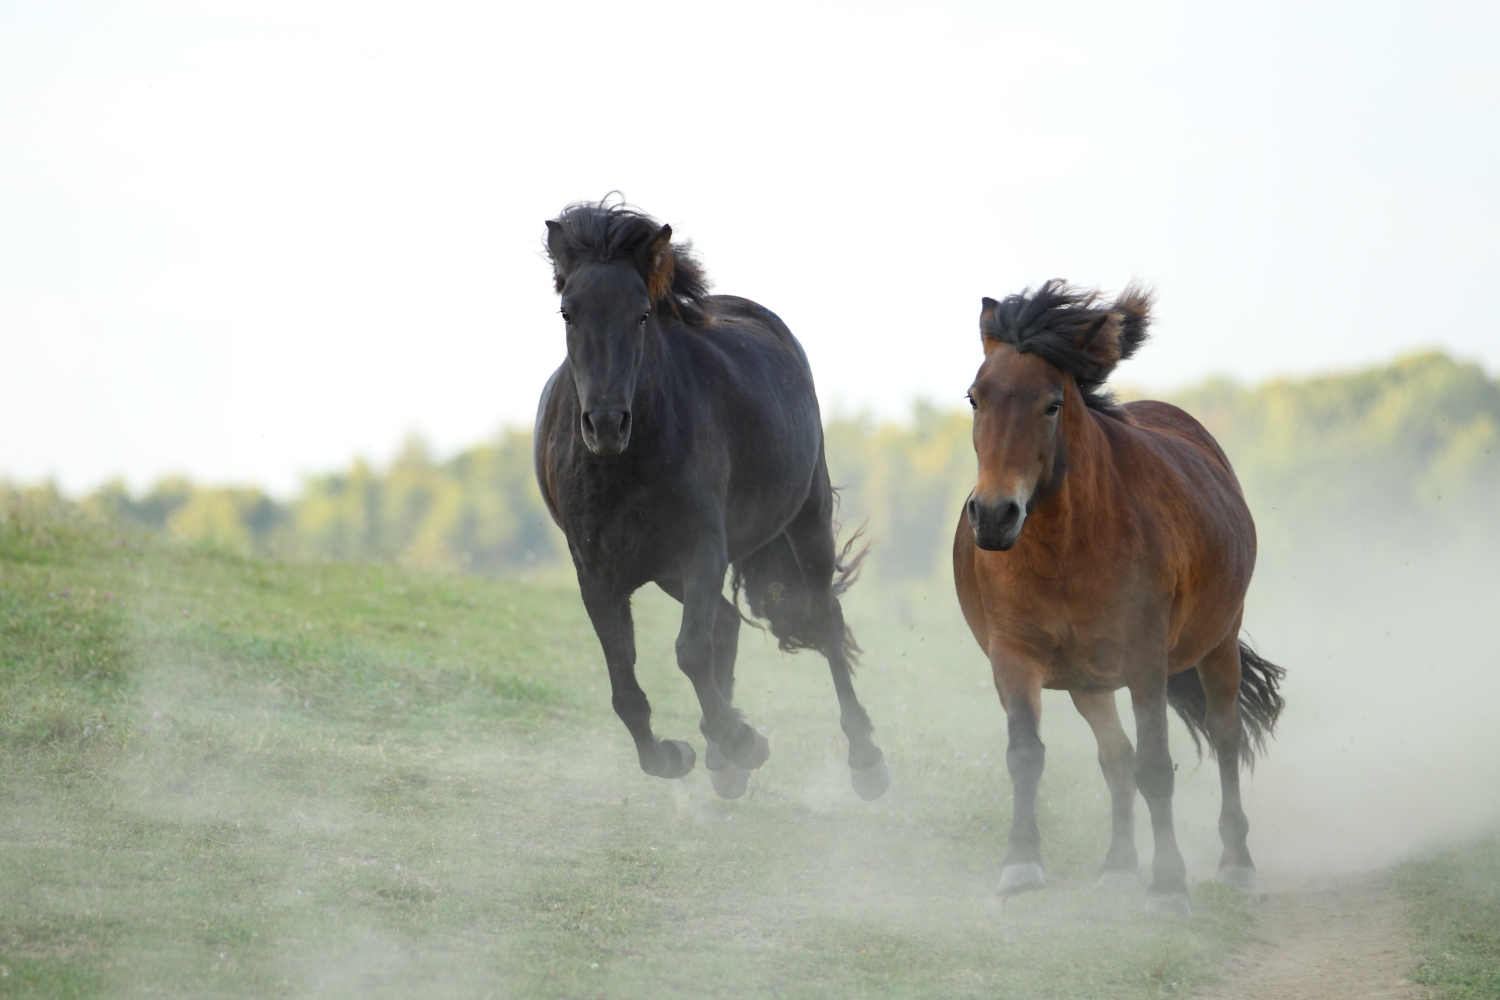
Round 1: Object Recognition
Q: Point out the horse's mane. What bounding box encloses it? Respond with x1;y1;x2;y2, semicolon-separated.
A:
546;198;714;327
981;279;1153;417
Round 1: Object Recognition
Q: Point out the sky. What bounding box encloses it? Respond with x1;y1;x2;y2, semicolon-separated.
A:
2;0;1498;496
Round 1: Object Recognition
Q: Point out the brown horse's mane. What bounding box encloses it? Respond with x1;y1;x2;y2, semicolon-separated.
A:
546;197;715;327
981;279;1154;418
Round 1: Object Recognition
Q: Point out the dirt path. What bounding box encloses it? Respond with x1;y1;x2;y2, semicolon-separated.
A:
1195;871;1425;1000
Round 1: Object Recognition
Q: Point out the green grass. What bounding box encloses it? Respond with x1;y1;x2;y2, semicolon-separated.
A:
1397;833;1500;999
2;498;1253;998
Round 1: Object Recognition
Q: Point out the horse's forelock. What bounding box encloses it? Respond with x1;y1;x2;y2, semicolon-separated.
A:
983;279;1153;416
547;199;712;324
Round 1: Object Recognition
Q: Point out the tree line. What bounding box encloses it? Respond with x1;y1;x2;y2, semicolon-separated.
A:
10;351;1497;581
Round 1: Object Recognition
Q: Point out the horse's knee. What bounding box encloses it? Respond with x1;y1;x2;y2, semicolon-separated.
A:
1135;753;1174;800
1006;739;1046;784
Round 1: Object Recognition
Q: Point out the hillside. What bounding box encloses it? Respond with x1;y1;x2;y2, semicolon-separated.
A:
1;496;1254;999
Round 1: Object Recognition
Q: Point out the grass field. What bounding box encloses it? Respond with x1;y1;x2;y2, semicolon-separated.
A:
1398;834;1500;1000
0;499;1261;999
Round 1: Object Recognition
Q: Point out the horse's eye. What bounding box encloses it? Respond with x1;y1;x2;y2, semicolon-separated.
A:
560;310;572;323
640;313;650;324
966;393;977;410
1045;400;1063;416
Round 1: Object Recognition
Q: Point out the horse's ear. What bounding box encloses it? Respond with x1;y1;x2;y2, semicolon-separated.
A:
643;223;674;303
1111;285;1153;361
1079;312;1125;373
545;220;566;264
979;297;1004;353
545;220;568;291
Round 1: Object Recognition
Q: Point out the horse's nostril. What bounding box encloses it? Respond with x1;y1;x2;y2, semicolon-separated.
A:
581;412;595;435
619;411;632;436
966;498;979;522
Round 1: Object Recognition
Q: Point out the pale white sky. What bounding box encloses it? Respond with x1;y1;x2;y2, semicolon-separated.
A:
3;1;1497;495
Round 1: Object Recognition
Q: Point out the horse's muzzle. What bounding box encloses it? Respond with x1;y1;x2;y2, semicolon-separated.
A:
968;496;1026;551
581;407;632;456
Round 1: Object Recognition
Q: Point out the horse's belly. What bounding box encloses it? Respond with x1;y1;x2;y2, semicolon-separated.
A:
1040;634;1134;692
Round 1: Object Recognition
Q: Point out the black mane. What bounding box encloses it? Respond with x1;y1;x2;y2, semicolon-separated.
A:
982;279;1153;416
546;198;715;327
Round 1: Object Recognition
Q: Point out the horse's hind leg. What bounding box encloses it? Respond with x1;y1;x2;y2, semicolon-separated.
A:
578;574;695;780
1070;690;1139;888
1200;633;1257;889
823;599;891;800
780;496;890;800
1130;673;1191;914
673;545;771;775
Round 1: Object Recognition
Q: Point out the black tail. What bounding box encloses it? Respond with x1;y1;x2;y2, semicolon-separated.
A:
730;524;867;667
1166;641;1287;769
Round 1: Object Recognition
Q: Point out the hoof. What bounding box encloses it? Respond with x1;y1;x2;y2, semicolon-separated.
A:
648;739;696;779
724;727;770;770
1144;893;1193;915
997;863;1046;897
850;757;892;801
705;740;751;800
1098;870;1138;891
1216;866;1258;891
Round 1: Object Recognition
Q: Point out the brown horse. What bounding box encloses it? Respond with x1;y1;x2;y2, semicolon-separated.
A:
952;281;1285;914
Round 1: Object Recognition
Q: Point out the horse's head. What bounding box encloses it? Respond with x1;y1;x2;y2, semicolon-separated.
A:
545;219;671;456
545;199;713;457
966;281;1152;551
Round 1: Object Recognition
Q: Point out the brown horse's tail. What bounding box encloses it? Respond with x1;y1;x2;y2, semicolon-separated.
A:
1167;641;1287;769
730;524;867;668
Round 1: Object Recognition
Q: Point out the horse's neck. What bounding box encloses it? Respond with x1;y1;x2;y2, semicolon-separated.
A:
627;322;675;431
1030;405;1118;555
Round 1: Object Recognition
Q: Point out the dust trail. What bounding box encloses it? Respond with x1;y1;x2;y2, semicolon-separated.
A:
1170;540;1500;877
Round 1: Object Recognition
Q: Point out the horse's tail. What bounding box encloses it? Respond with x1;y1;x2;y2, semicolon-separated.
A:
730;523;868;668
829;524;869;601
1166;640;1287;769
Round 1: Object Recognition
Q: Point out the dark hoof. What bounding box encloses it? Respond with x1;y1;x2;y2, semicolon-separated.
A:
1144;893;1192;915
724;727;770;770
1216;866;1258;891
645;739;696;779
850;757;892;801
705;740;751;800
1098;870;1138;891
997;863;1046;897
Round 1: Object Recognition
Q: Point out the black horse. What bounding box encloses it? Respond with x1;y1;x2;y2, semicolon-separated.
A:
533;199;890;801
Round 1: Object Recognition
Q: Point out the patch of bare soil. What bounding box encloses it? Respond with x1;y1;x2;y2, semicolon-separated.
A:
1196;871;1425;1000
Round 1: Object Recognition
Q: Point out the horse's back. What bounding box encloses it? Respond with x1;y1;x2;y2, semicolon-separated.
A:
705;294;811;368
1119;400;1239;489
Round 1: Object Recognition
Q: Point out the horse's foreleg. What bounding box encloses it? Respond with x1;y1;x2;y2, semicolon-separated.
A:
1070;690;1139;887
1200;637;1256;889
995;661;1047;897
1131;677;1191;913
703;595;755;799
676;548;769;773
579;575;695;779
